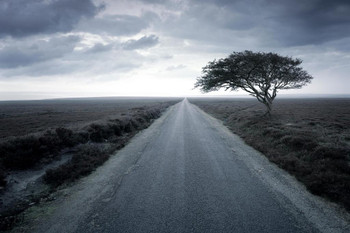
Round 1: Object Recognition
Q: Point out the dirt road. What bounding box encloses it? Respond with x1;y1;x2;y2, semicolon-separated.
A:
22;99;349;233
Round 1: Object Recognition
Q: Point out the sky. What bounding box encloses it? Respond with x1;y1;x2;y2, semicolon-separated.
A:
0;0;349;100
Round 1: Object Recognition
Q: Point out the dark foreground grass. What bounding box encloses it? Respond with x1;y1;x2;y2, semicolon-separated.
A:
41;105;165;187
43;144;113;187
0;100;179;230
0;100;178;185
189;98;350;211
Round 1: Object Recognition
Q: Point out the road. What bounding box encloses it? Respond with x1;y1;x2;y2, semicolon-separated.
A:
27;99;349;233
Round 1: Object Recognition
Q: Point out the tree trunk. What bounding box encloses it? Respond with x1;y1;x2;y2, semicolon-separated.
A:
255;95;273;116
264;101;272;116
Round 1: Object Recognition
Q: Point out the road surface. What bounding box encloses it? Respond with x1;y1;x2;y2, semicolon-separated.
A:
24;99;349;233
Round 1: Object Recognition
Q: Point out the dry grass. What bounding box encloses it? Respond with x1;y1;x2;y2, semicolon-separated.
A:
0;97;180;140
0;98;180;230
0;98;179;185
189;97;350;211
42;106;168;187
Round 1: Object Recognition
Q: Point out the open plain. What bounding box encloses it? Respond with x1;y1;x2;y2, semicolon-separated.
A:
10;99;350;233
189;97;350;211
1;97;350;232
0;97;181;140
0;97;180;230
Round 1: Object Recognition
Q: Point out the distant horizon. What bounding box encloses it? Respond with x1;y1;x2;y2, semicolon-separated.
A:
1;93;350;102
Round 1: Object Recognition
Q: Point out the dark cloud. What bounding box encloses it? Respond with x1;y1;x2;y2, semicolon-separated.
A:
144;0;350;47
123;35;159;50
76;14;151;36
0;35;81;68
260;0;350;45
0;0;103;38
138;0;165;4
152;5;256;50
1;50;144;77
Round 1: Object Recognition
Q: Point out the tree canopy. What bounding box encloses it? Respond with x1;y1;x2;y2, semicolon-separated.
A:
195;51;313;114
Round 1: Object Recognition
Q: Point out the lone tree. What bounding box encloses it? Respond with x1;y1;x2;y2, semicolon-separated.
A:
195;51;313;114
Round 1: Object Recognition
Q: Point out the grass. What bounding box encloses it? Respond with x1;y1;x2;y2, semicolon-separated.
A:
189;97;350;211
0;128;87;171
0;98;180;231
43;144;113;186
42;106;166;187
0;102;176;186
0;97;181;140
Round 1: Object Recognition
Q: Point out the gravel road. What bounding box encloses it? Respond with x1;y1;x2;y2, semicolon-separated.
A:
25;99;349;233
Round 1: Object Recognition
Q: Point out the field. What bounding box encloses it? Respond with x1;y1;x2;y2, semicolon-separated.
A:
189;97;350;211
0;97;181;230
0;97;182;140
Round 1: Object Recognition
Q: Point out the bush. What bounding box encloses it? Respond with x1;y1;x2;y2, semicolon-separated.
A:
123;121;134;133
0;168;6;187
1;103;171;187
110;123;122;136
88;124;114;142
0;129;87;171
0;136;43;169
56;127;76;146
39;130;61;152
44;144;111;186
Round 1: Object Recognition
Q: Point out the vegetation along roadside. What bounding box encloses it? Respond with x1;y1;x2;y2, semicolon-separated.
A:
0;98;180;230
189;97;350;212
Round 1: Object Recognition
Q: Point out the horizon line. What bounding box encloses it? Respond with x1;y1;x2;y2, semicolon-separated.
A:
1;93;350;102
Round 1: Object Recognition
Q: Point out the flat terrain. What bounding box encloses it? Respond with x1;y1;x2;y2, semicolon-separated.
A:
188;97;350;211
0;97;181;230
0;97;181;141
16;99;349;233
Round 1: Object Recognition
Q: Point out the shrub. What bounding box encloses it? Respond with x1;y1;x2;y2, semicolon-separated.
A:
38;130;61;155
0;136;43;169
0;168;6;187
110;123;122;136
76;131;89;143
55;127;75;146
130;119;140;129
44;144;111;186
88;124;114;142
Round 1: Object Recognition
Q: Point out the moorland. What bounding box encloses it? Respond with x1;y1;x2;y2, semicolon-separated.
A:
0;97;180;230
189;97;350;211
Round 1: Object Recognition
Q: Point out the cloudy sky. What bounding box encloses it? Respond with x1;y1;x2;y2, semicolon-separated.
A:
0;0;349;100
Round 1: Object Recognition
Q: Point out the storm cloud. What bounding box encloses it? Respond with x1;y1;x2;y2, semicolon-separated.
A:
76;14;152;36
146;0;350;47
0;35;81;68
259;0;350;45
0;0;349;99
0;0;103;38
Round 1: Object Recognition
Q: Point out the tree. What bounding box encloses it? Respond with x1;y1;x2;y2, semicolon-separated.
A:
194;51;313;115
